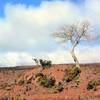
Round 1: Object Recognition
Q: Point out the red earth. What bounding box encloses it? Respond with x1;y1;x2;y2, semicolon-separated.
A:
0;64;100;100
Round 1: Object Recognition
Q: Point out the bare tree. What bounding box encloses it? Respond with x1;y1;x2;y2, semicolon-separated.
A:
52;21;99;68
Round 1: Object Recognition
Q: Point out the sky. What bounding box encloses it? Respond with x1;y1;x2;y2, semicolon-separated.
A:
0;0;100;67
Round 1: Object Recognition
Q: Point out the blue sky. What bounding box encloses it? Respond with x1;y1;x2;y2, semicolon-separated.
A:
0;0;100;66
0;0;84;17
0;0;41;17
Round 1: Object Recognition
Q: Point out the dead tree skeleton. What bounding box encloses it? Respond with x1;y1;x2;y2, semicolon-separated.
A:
52;21;98;68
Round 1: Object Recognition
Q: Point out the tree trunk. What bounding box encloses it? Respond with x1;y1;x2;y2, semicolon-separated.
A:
71;47;80;68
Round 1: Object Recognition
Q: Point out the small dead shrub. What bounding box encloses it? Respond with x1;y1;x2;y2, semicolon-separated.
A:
18;79;25;85
35;72;44;78
52;82;64;93
75;79;80;85
26;79;31;84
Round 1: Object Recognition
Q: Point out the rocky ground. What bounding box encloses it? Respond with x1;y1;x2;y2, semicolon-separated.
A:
0;64;100;100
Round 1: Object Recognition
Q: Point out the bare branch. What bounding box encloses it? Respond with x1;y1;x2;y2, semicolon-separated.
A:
52;20;96;68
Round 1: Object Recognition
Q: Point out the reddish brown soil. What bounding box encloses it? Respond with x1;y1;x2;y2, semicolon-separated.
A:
0;64;100;100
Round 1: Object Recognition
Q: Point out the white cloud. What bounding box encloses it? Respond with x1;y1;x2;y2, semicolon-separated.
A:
0;52;33;67
84;0;100;26
0;1;81;51
47;45;100;64
0;0;100;66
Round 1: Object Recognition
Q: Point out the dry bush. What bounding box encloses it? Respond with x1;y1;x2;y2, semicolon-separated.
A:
63;67;81;82
39;76;55;88
87;79;100;90
52;82;64;93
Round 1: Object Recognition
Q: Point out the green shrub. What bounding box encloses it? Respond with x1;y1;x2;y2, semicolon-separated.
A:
87;80;95;90
68;67;81;75
87;79;100;90
63;67;81;82
38;76;55;88
39;59;52;69
33;58;52;69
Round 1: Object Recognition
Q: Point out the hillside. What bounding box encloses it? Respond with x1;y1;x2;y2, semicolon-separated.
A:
0;64;100;100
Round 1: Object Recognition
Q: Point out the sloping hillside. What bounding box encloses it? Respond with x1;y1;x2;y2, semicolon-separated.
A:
0;64;100;100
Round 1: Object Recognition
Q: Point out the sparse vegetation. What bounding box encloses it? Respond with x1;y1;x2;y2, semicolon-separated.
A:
35;72;44;78
75;79;80;85
14;96;20;100
87;79;100;90
0;83;8;90
63;67;81;82
26;79;31;84
0;64;100;99
52;82;64;93
35;72;64;93
87;81;94;90
93;67;100;74
38;75;55;88
39;59;52;69
33;58;52;70
5;86;12;91
18;78;25;85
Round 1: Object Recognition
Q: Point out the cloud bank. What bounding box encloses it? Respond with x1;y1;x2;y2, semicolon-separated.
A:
0;0;100;66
